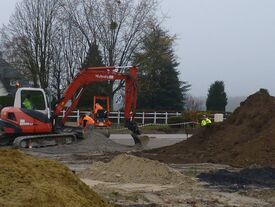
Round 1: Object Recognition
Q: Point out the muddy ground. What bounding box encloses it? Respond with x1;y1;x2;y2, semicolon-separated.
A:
23;132;275;207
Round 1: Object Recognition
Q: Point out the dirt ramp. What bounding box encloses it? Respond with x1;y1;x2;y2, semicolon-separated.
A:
30;131;134;155
83;131;134;152
141;91;275;167
0;149;111;207
79;154;193;185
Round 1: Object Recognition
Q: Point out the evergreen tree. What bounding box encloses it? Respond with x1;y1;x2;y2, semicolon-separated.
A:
82;42;104;68
206;81;227;112
134;27;190;110
78;42;112;108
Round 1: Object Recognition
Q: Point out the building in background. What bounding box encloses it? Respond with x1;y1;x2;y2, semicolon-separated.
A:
0;52;29;96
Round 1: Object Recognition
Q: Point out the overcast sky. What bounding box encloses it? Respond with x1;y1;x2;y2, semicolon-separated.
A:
1;0;275;97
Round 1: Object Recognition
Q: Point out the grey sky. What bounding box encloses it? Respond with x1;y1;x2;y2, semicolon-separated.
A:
1;0;275;97
161;0;275;96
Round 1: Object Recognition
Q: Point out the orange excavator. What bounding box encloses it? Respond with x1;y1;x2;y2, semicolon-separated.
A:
0;66;142;148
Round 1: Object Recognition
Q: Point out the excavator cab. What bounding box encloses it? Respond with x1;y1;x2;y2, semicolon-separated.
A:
15;88;50;116
0;88;55;146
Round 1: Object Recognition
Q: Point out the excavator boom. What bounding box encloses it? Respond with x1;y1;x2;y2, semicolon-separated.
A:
54;66;138;127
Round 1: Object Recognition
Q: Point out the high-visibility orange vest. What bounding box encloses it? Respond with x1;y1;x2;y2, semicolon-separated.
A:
81;115;95;127
83;115;95;124
94;103;103;114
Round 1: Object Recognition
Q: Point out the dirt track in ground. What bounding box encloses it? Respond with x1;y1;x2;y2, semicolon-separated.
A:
79;154;274;207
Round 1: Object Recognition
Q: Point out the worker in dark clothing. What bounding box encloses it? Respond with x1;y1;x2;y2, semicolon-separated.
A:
94;103;104;114
94;103;107;120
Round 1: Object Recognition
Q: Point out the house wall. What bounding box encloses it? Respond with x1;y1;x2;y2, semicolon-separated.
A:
0;81;8;96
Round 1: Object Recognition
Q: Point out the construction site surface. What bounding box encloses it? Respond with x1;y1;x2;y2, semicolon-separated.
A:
1;91;275;207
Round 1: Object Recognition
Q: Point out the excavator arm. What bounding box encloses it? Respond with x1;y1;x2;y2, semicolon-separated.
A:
53;66;138;132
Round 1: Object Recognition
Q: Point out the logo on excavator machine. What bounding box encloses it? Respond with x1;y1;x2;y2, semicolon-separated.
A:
95;74;114;79
19;119;33;126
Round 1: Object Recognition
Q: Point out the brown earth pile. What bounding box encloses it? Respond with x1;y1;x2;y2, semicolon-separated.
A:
140;92;275;167
0;149;111;207
31;131;133;155
79;154;193;185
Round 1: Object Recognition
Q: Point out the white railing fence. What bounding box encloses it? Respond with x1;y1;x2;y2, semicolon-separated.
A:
59;110;229;127
59;110;182;125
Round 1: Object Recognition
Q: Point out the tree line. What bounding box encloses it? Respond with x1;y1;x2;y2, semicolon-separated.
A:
0;0;189;111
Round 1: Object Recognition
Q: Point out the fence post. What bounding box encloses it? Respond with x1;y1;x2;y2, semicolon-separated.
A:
176;112;179;117
62;110;65;118
165;112;168;124
117;111;120;126
154;112;157;124
142;112;145;124
77;110;80;123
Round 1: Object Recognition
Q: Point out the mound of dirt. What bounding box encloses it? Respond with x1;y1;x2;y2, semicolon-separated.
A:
140;91;275;167
79;154;192;185
0;149;111;207
31;131;133;155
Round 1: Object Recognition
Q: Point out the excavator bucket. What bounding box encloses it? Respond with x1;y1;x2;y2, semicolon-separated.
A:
94;127;110;138
82;125;149;147
131;132;150;146
125;121;149;146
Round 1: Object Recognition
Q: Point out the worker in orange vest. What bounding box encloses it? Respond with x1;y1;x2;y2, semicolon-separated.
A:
79;113;95;128
94;103;104;114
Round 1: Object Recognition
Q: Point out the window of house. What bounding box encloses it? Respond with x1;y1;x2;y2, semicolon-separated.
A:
10;80;17;86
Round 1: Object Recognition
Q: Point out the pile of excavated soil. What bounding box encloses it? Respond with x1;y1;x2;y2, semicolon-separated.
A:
79;154;192;185
139;92;275;167
0;149;111;207
31;131;133;155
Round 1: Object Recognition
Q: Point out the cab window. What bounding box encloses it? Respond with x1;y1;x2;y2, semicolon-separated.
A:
21;91;46;110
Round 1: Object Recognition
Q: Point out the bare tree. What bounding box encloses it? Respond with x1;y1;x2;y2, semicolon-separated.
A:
185;94;204;111
61;0;159;97
1;0;60;88
50;18;88;98
64;0;158;66
1;0;160;100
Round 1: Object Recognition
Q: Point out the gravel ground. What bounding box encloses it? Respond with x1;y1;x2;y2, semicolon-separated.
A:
21;131;275;207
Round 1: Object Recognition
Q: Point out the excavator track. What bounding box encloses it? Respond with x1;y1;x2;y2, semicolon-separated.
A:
13;133;77;148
